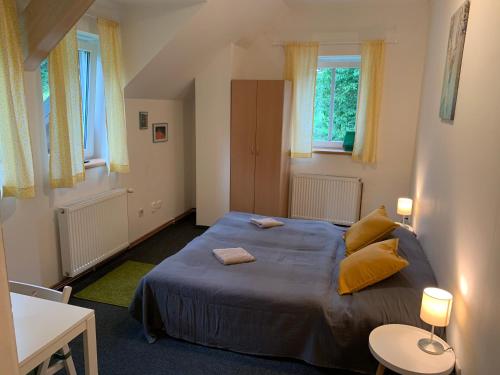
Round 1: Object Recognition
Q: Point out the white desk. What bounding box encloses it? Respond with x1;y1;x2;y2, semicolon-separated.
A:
369;324;455;375
11;292;98;375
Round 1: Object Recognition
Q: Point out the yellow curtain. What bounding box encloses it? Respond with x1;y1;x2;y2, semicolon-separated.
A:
97;18;129;173
48;27;85;188
0;0;35;198
352;40;385;164
284;42;319;158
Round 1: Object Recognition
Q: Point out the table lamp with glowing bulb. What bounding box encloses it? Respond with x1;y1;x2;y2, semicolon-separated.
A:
397;197;413;225
418;287;453;355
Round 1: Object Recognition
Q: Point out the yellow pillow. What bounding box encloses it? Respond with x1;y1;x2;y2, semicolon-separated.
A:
344;206;397;256
338;238;409;295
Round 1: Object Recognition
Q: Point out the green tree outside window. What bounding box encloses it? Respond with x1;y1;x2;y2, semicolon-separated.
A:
314;66;360;143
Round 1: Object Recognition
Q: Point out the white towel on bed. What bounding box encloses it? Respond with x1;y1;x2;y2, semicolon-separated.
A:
250;217;284;229
212;247;256;265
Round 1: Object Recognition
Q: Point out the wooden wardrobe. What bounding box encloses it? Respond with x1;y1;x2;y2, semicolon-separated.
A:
230;80;291;217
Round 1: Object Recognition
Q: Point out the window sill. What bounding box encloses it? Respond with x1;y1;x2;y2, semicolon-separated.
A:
84;158;106;169
313;148;352;155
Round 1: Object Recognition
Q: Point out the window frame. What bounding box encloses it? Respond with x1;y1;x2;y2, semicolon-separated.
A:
41;32;100;160
313;55;361;151
77;31;99;160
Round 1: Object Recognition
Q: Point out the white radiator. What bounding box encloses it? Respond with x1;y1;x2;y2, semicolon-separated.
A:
58;189;129;277
290;174;362;225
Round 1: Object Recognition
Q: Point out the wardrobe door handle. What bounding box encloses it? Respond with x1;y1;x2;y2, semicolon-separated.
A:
250;145;255;155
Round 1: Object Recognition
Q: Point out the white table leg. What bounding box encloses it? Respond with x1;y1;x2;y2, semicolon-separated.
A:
83;314;98;375
376;363;385;375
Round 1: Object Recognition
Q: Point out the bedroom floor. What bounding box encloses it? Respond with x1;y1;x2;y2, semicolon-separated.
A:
68;213;395;375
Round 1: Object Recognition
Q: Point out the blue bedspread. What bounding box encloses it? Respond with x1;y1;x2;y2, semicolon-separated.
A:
130;212;437;373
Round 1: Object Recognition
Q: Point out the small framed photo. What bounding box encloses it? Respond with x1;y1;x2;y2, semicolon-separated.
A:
139;111;148;130
152;123;168;143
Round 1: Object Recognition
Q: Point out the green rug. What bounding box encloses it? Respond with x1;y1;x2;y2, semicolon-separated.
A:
75;260;155;307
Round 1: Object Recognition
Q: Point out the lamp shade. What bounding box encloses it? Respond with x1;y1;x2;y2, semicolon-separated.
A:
397;198;413;216
420;287;453;327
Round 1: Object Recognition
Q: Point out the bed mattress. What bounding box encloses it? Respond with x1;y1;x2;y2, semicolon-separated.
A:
130;212;437;373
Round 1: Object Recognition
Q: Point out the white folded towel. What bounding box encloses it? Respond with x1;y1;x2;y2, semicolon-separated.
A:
212;247;256;265
250;217;284;229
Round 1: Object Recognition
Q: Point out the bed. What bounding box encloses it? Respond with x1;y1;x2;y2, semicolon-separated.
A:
129;212;438;373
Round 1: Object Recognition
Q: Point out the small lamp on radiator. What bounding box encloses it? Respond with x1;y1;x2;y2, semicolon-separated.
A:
418;287;453;355
397;197;413;225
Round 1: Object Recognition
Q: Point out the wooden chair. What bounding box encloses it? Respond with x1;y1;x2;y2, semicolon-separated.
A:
9;281;78;375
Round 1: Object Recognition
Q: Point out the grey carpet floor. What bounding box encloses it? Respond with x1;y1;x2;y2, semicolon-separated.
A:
67;214;392;375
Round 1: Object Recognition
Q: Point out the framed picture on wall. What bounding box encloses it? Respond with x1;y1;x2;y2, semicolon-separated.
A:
439;0;470;121
153;123;168;143
139;111;148;129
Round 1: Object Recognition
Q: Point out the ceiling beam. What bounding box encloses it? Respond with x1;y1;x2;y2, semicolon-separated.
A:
20;0;96;71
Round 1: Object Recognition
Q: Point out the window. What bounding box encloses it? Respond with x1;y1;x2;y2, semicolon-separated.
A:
40;31;100;159
313;55;360;150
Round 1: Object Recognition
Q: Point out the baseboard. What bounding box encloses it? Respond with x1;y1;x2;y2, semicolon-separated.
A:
175;207;196;222
51;207;196;290
129;208;195;247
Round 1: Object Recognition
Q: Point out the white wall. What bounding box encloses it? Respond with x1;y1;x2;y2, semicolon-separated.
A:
232;0;430;219
1;71;121;287
195;45;234;226
1;78;194;287
196;0;429;223
0;11;197;286
412;0;500;373
123;99;194;242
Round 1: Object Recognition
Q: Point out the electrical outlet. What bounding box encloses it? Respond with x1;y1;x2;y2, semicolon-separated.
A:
151;201;162;210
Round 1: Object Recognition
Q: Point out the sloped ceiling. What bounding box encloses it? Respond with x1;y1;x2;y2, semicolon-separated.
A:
86;0;206;83
119;1;205;85
124;0;288;99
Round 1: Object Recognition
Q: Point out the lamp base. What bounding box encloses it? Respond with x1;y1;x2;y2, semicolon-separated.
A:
418;337;445;355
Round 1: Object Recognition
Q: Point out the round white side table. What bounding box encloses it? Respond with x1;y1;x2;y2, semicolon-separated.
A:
369;324;455;375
